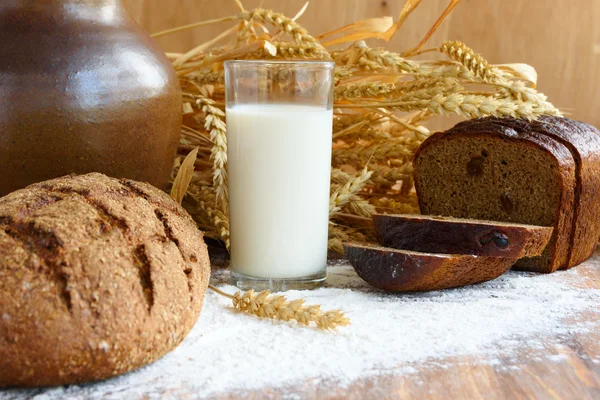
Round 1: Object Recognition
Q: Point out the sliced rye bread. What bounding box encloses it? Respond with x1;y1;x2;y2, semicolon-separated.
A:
430;116;600;269
344;243;516;292
530;116;600;268
373;213;553;258
414;119;576;273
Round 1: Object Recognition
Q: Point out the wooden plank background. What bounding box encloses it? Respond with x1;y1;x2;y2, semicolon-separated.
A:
123;0;600;127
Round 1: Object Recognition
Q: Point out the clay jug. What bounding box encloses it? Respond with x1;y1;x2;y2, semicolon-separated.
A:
0;0;182;195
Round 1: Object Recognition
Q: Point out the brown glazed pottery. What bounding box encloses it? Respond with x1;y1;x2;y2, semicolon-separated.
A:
0;0;182;195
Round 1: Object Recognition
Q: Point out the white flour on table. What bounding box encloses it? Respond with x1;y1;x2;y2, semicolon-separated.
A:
3;256;600;399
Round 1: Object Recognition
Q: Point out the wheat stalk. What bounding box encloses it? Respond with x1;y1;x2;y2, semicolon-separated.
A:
437;41;561;116
371;195;420;214
335;82;395;100
392;77;461;94
343;196;377;218
189;70;225;85
389;84;464;103
339;92;559;119
329;166;373;216
439;40;500;83
208;285;350;330
330;168;355;184
196;97;229;207
342;41;419;74
335;124;394;141
332;139;418;167
196;187;230;249
328;224;368;254
414;63;488;82
244;41;331;60
499;80;560;115
239;8;326;50
369;164;415;189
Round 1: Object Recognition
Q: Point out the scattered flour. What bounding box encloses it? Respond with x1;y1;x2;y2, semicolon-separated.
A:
3;258;600;399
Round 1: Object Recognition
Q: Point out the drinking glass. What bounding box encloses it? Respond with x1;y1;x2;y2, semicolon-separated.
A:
224;60;335;291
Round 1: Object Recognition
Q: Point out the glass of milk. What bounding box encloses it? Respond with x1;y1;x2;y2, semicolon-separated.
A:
224;60;335;291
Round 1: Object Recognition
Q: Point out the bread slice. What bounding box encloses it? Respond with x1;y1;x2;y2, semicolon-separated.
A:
344;243;515;292
373;213;553;258
414;119;576;273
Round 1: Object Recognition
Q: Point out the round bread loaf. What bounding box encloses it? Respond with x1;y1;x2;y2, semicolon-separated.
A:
0;173;211;387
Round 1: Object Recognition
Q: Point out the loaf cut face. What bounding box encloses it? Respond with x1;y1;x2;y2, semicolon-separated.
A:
414;120;576;273
0;173;211;387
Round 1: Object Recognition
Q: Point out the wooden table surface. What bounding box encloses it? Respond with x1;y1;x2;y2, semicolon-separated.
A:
209;255;600;400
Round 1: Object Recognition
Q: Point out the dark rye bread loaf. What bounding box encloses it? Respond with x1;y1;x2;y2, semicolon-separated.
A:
373;214;553;258
414;119;576;273
344;243;516;292
0;173;211;387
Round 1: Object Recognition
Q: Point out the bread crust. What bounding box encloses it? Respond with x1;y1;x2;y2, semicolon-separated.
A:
344;243;515;292
0;173;210;387
373;213;553;258
532;116;600;268
414;120;576;273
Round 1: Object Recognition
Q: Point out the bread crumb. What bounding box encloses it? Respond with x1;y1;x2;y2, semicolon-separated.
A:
2;313;10;321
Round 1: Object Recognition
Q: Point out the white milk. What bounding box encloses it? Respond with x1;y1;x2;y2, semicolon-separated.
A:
226;104;333;279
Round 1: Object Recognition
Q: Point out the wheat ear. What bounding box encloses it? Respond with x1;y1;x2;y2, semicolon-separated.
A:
197;187;231;249
343;196;377;218
335;82;395;100
499;80;561;116
189;70;224;85
329;166;373;216
196;97;229;207
239;9;326;50
244;41;331;60
328;224;368;254
370;164;415;189
332;139;418;167
440;40;501;83
209;285;350;330
371;195;420;214
340;92;558;119
356;43;419;74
